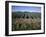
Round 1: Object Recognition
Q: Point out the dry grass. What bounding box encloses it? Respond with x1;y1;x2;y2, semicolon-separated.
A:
12;18;41;31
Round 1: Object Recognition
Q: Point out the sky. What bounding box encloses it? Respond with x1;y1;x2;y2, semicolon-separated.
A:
12;6;41;13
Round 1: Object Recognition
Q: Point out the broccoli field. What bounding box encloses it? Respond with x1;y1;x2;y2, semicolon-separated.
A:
12;11;41;31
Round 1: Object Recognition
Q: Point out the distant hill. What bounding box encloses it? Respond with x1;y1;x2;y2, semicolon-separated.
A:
12;11;41;19
13;11;41;13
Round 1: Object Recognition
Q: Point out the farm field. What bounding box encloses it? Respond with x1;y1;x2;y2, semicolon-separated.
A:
12;11;41;31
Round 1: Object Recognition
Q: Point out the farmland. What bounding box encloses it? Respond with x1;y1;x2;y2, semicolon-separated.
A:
12;11;41;31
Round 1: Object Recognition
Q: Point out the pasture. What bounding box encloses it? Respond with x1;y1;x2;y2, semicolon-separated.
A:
12;11;41;31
